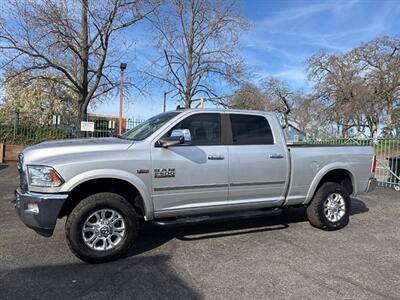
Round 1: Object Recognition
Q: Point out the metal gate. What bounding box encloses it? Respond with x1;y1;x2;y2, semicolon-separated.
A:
90;118;142;138
374;139;400;191
335;138;400;191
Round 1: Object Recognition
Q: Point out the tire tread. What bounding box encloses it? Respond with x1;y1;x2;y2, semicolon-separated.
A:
65;192;138;263
306;182;350;230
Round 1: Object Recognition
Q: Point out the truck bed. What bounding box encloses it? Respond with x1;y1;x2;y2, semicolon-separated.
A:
284;145;373;206
287;143;372;147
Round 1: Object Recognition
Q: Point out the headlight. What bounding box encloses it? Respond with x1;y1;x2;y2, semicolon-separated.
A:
27;166;64;187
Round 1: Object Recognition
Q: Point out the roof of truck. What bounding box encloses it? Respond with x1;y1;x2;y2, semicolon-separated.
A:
172;108;273;115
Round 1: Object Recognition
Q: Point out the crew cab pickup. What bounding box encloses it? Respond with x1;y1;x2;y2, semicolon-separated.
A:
15;109;377;262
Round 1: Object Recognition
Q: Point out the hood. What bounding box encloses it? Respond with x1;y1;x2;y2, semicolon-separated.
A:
22;137;134;165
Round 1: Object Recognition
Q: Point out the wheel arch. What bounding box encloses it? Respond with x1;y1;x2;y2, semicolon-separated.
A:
59;169;153;220
304;165;356;205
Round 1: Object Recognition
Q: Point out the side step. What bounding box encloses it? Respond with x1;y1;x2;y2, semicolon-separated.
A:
153;208;282;227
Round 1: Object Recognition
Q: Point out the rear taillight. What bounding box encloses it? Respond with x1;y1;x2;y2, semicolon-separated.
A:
371;155;377;174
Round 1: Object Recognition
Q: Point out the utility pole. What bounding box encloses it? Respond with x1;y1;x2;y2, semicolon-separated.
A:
163;90;174;112
163;91;167;112
119;62;127;135
79;0;89;137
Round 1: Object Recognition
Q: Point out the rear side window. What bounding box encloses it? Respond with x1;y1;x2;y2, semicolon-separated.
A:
229;114;274;145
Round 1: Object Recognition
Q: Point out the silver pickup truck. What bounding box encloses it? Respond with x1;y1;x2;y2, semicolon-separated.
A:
15;109;377;263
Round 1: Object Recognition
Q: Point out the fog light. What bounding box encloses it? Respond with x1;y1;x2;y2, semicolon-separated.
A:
26;203;39;214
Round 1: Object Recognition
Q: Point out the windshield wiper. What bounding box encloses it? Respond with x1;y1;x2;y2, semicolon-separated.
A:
116;135;129;140
118;136;142;141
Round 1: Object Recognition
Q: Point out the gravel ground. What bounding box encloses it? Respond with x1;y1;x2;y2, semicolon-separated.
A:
0;162;399;299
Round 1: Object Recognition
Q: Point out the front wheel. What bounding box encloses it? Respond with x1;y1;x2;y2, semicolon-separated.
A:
65;192;138;263
307;182;350;230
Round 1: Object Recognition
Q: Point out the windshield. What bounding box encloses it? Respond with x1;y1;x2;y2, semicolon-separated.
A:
121;111;181;140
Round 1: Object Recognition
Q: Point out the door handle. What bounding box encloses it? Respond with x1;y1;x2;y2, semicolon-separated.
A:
208;154;225;160
269;153;284;159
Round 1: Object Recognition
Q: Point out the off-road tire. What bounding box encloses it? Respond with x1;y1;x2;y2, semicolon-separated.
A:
307;182;350;230
65;192;138;263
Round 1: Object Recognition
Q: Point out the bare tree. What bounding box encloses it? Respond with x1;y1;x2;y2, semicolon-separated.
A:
0;0;160;134
307;50;369;137
229;82;264;110
147;0;249;108
261;77;302;131
230;78;321;135
307;37;400;138
290;94;328;137
351;83;380;138
353;37;400;137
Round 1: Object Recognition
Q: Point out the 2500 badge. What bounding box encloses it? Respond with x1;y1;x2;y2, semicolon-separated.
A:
154;168;175;178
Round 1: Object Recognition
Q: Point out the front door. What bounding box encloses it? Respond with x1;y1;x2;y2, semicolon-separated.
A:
227;113;289;206
151;113;229;217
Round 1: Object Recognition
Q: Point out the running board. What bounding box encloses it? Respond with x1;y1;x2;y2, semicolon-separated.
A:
153;208;282;227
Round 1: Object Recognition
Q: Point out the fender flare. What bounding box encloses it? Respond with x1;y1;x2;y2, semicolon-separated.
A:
304;163;357;205
59;169;153;220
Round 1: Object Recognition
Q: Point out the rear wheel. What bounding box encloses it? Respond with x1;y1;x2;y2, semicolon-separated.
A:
307;182;350;230
65;192;138;263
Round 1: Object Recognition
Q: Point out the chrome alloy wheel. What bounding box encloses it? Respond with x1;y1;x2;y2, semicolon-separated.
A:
323;193;346;223
82;209;126;251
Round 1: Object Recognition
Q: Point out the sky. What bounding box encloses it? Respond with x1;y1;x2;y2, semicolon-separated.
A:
92;0;400;121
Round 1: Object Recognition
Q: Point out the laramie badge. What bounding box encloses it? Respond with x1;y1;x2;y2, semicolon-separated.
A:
154;168;175;178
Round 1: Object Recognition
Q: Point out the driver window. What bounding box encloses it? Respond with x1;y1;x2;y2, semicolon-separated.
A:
169;113;221;146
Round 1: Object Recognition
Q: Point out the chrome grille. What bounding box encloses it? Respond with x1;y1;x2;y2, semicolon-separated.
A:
17;152;23;170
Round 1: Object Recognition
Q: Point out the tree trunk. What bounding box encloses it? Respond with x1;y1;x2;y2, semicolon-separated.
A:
356;123;361;137
76;0;89;137
386;102;393;137
341;127;346;138
283;113;289;130
341;116;351;138
371;123;378;138
75;99;88;137
185;91;191;108
184;5;195;109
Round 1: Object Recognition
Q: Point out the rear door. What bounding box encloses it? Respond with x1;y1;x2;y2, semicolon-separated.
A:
151;112;229;217
227;113;289;207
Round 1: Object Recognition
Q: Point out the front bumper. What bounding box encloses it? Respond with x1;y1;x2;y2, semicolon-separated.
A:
14;188;68;237
365;178;377;193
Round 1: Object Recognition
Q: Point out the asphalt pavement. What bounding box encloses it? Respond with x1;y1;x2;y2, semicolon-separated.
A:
1;162;399;299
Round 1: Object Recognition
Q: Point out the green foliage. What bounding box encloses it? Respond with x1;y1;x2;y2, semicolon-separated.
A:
0;71;77;126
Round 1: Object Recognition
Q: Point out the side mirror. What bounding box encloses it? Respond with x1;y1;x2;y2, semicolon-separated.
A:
156;129;191;148
157;135;184;148
171;129;192;142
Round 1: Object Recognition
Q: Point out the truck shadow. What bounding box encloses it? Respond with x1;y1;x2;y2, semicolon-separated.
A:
0;163;9;171
129;198;369;257
0;255;200;299
350;197;370;215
